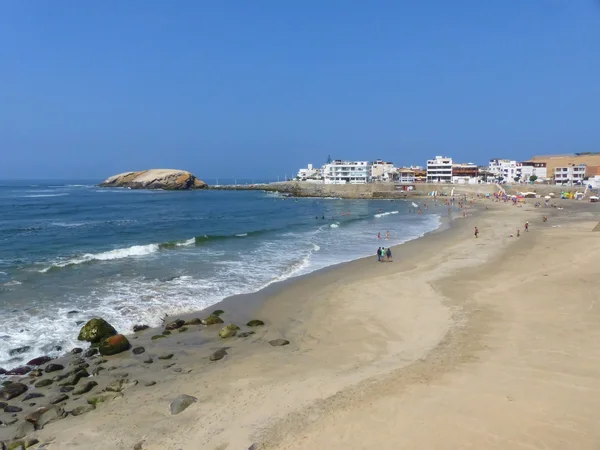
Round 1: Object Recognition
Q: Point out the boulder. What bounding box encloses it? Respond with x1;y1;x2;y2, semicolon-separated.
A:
13;421;35;440
99;334;130;356
169;394;197;415
71;404;96;416
201;315;224;326
165;319;185;331
99;170;208;191
25;406;64;429
246;320;265;327
269;339;290;347
77;318;117;343
26;356;52;366
133;324;149;332
6;367;31;376
0;383;28;400
209;348;228;361
44;364;63;373
219;324;240;338
72;381;98;395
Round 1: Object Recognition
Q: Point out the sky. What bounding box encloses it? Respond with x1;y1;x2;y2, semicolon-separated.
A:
1;1;599;180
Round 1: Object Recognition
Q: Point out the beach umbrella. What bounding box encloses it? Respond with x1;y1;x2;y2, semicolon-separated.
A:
544;195;551;199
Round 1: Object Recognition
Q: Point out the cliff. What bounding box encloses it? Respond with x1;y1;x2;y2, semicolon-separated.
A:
99;169;207;190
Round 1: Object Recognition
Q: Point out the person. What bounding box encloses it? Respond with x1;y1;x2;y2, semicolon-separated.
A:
474;226;479;238
517;229;520;237
377;247;382;262
378;232;381;239
386;247;392;262
543;216;547;223
525;221;529;232
386;231;390;240
380;247;385;261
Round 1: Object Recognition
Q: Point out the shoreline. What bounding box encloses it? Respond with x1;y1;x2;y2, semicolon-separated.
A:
2;198;599;449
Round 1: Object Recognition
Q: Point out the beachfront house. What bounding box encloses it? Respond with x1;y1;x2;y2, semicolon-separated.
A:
426;156;453;183
371;160;396;182
518;161;548;182
488;159;519;181
296;164;322;181
451;163;479;184
554;164;586;185
323;160;373;184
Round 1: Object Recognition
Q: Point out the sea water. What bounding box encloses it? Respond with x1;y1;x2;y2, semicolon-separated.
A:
0;181;441;369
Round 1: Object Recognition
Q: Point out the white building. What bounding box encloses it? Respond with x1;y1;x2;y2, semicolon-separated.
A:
371;160;396;182
554;165;586;185
397;169;415;184
427;156;453;183
323;160;372;184
488;159;519;181
296;164;322;181
518;161;547;181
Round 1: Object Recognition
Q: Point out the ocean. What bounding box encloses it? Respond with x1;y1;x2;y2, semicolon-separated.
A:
0;181;441;370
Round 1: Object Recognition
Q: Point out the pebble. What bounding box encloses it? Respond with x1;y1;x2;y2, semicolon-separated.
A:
238;331;256;338
59;386;74;393
27;356;52;366
169;394;197;415
44;364;64;373
209;348;228;361
72;381;98;396
132;347;145;355
0;383;28;400
269;339;290;347
162;363;175;369
133;324;149;332
158;354;174;360
50;394;69;404
4;405;23;413
71;348;83;354
22;392;44;402
144;381;156;387
173;368;182;373
71;404;96;416
143;358;154;364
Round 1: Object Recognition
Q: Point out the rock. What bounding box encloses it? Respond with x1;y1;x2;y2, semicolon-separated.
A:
219;324;240;338
86;392;122;407
44;364;64;373
52;373;70;382
212;309;225;317
50;394;69;405
132;324;149;332
0;401;6;408
177;327;188;333
238;331;256;338
4;405;23;413
70;404;95;416
144;381;156;387
201;315;224;326
21;393;44;402
143;357;153;364
83;348;98;358
67;310;79;316
158;354;174;360
269;339;290;347
0;368;5;375
132;346;145;355
69;357;84;366
91;366;105;376
26;356;52;366
183;318;202;325
112;372;129;378
58;386;74;393
169;394;197;415
25;406;64;429
0;383;28;400
8;347;30;357
71;348;83;355
99;169;208;191
209;348;228;361
161;330;171;336
133;440;145;450
173;368;182;373
165;319;185;331
99;334;130;356
151;335;166;341
6;442;26;450
6;367;31;376
246;320;265;327
13;421;34;440
77;318;117;343
105;378;137;393
75;320;85;326
34;379;52;388
162;363;175;369
26;369;43;378
72;381;98;395
58;369;89;387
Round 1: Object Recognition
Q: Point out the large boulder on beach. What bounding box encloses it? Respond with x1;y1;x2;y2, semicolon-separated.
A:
99;169;207;190
99;334;130;356
77;318;117;343
219;324;240;338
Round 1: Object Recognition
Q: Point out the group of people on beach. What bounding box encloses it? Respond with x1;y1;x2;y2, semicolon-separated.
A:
376;246;392;262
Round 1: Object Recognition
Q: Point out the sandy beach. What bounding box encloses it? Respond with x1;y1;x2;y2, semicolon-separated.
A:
2;197;600;450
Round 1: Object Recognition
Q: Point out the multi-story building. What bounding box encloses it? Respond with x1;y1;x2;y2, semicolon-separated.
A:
371;160;396;182
451;163;478;184
518;161;547;181
396;168;416;184
488;159;519;180
296;164;322;181
426;156;453;183
531;153;600;176
554;165;586;184
323;160;372;184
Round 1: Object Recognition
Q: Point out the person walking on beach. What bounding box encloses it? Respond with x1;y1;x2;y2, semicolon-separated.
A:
380;247;385;262
386;247;392;262
517;229;520;237
474;226;479;238
377;247;382;262
525;221;529;232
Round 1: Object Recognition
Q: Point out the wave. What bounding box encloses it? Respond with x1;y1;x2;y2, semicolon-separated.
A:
40;244;160;272
330;223;340;228
22;193;69;198
374;211;399;218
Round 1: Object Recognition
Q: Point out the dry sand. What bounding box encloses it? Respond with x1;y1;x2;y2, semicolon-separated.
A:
8;198;600;450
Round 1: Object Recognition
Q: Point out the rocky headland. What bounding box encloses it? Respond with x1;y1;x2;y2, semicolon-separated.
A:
99;169;207;190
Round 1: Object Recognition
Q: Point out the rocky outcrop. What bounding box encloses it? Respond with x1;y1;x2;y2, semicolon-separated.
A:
98;334;130;356
77;318;117;344
99;169;207;190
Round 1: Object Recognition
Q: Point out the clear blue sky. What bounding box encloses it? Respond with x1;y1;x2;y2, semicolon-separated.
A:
1;1;599;180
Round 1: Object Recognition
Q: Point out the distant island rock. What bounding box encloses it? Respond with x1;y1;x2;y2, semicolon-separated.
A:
99;169;207;190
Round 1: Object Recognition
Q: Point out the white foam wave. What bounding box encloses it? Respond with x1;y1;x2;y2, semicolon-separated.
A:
39;244;160;272
50;222;89;228
22;193;69;198
330;223;340;228
176;238;196;247
374;211;399;218
3;280;22;286
236;233;248;237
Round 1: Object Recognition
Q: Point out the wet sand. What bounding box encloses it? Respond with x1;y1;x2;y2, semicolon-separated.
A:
3;197;600;450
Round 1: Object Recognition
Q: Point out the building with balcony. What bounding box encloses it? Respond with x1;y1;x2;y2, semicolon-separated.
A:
452;163;479;184
296;164;322;181
426;156;453;183
323;160;372;184
371;160;396;182
554;165;586;185
396;169;416;184
518;161;547;181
